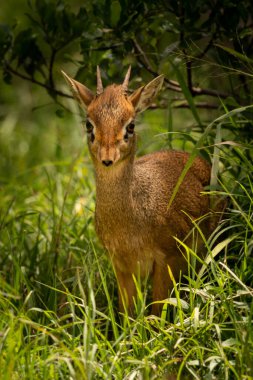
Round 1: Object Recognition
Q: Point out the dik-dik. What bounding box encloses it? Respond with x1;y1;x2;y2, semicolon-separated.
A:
62;67;215;316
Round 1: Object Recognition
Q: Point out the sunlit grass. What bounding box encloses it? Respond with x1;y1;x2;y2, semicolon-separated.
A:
0;152;252;379
0;92;253;378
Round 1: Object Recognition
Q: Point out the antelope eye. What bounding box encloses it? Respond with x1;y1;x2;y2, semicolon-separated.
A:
86;120;93;133
126;122;135;134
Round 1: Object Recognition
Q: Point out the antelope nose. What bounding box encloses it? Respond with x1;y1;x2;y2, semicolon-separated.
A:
102;160;113;167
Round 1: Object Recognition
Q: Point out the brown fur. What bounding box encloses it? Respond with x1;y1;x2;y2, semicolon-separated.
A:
62;70;222;315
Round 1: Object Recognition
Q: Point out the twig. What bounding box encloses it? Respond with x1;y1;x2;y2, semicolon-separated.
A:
185;56;193;94
131;37;182;92
131;37;154;73
49;48;57;89
173;101;218;109
190;86;228;98
196;33;217;60
149;101;219;110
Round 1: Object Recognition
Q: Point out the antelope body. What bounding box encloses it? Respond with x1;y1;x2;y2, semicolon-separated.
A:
62;67;214;315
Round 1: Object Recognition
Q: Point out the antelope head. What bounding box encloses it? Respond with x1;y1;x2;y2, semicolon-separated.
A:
62;66;164;167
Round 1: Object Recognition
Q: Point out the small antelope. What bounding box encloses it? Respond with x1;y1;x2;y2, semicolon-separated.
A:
62;67;216;315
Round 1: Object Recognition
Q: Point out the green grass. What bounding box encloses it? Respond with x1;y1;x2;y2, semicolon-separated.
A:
0;90;253;379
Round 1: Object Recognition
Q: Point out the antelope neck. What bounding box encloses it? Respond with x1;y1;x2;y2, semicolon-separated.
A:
94;158;134;206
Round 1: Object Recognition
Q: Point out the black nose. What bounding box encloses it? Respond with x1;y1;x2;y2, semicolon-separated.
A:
102;160;113;167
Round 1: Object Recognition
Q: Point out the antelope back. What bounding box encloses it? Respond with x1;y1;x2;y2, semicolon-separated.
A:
62;67;164;166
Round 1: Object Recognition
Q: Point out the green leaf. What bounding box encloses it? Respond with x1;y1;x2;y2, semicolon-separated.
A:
55;109;65;118
210;123;221;192
0;24;12;61
12;28;45;75
3;70;12;84
170;60;202;128
215;44;253;65
110;0;121;27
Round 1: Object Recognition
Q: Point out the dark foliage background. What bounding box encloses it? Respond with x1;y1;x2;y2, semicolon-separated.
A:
1;0;253;105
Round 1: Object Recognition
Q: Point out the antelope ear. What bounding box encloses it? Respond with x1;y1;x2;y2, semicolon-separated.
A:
61;70;94;108
129;75;164;114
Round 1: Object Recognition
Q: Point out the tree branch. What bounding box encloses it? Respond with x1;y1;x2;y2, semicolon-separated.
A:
173;101;219;109
4;62;72;99
196;33;217;60
131;38;229;99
